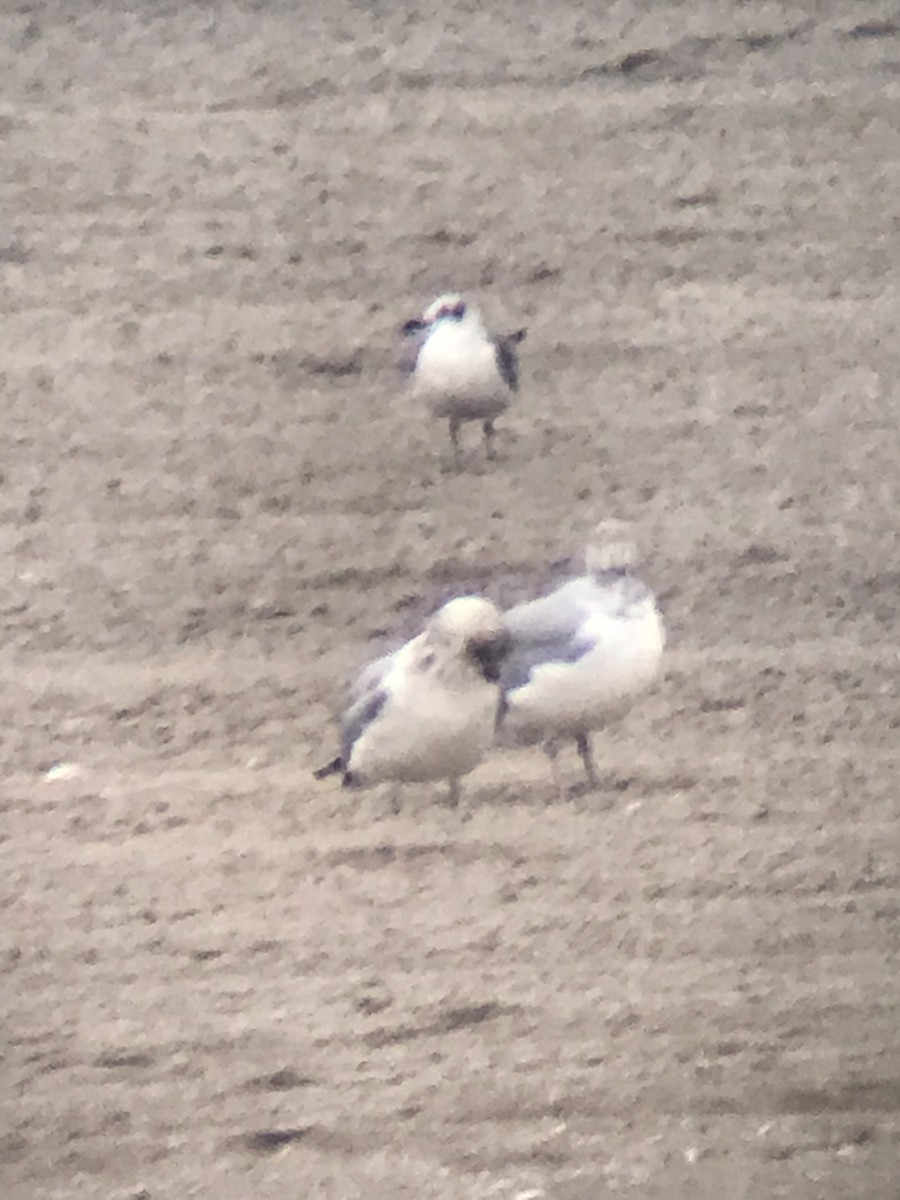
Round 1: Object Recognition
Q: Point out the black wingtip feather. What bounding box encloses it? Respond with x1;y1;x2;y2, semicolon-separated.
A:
313;757;344;780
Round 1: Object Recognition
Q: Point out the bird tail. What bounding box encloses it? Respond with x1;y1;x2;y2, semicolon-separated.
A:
313;756;344;780
314;758;360;788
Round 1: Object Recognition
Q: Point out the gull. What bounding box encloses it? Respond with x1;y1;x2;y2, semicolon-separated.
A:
314;596;510;807
497;520;665;795
400;293;526;466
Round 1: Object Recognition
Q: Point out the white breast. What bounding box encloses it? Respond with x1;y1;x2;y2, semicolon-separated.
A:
506;598;665;738
413;323;509;420
349;664;499;784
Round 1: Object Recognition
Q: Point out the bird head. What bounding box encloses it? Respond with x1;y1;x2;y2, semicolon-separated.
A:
422;293;469;323
429;596;510;683
401;293;482;338
584;519;639;575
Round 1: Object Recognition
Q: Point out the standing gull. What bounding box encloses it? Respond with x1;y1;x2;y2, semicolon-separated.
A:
401;293;526;466
315;596;510;807
498;520;665;794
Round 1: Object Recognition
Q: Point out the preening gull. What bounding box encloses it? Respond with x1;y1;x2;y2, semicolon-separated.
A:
498;520;665;793
315;596;510;806
400;293;526;465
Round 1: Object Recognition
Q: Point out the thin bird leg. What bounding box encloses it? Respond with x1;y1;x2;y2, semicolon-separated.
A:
544;739;567;801
575;732;598;787
482;418;496;460
448;417;462;468
445;777;461;808
389;783;403;815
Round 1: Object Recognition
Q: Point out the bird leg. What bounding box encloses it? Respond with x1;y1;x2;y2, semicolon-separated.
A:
543;739;567;801
482;419;496;460
575;732;598;787
448;417;462;469
445;778;461;808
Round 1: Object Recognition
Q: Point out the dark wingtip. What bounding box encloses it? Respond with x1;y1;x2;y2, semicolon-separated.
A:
401;317;427;336
313;757;344;780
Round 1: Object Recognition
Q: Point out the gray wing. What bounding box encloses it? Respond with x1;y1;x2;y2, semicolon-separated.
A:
340;687;388;765
501;583;595;692
398;320;428;377
339;651;396;761
315;651;396;782
493;328;526;391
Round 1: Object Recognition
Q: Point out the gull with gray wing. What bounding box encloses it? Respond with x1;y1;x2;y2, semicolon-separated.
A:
498;520;665;795
315;596;510;807
401;293;526;466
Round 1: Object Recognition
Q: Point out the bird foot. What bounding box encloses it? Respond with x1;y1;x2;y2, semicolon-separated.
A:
568;774;631;801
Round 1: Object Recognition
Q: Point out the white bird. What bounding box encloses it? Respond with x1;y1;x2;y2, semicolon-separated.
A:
315;596;510;807
400;293;526;466
497;520;665;794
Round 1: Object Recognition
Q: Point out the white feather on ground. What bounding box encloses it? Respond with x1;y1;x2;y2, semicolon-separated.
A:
497;520;665;794
315;596;510;806
400;293;525;465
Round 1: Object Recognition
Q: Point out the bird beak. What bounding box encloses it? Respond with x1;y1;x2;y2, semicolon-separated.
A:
468;634;510;684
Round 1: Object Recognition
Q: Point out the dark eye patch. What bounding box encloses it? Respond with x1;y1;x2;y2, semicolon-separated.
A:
434;301;466;321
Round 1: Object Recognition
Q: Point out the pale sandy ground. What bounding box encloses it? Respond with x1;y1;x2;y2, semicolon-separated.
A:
2;2;900;1197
